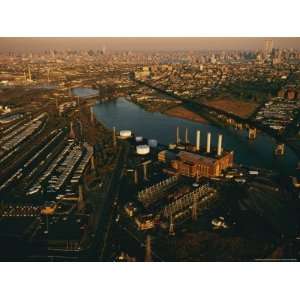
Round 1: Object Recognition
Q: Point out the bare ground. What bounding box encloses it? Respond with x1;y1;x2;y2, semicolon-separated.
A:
203;98;258;118
165;105;208;123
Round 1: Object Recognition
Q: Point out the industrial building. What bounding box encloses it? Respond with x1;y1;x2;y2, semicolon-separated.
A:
170;150;233;178
159;129;234;178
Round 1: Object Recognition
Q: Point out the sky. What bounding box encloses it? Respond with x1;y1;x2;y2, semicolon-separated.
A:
0;37;300;52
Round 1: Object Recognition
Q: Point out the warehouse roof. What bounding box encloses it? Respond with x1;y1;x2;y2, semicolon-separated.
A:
177;151;216;165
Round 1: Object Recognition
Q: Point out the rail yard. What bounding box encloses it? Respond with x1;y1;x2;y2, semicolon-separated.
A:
0;81;120;260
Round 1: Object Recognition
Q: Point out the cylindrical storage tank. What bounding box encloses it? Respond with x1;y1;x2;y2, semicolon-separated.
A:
136;145;150;155
169;143;177;150
135;136;143;142
119;130;132;139
148;139;158;148
177;145;185;150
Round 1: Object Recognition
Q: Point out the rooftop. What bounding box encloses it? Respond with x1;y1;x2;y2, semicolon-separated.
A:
177;150;223;165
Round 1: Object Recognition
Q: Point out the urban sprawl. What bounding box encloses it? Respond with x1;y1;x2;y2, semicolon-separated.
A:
0;39;300;261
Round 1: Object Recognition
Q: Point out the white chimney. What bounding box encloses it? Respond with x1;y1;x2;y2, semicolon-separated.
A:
176;126;180;144
206;132;211;153
185;128;189;144
196;130;200;151
217;134;223;156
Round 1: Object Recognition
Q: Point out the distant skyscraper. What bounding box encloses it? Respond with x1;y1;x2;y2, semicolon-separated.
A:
264;39;274;55
28;65;32;81
50;49;55;58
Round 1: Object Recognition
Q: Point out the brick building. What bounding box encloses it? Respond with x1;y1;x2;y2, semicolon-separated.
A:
170;150;234;178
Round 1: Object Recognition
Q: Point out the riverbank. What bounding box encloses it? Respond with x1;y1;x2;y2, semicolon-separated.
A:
165;105;208;124
93;97;299;175
202;98;258;119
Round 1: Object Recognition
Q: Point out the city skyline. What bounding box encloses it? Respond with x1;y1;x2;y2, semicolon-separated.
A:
1;37;300;52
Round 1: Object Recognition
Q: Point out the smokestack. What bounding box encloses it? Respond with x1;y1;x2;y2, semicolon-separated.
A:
169;214;175;236
145;235;152;262
185;128;189;144
28;65;32;81
192;194;198;221
113;126;117;148
196;130;200;151
176;126;180;144
217;134;223;156
78;184;85;211
143;163;148;181
69;121;75;139
90;154;95;170
206;132;211;153
142;160;151;181
134;169;138;185
78;120;84;141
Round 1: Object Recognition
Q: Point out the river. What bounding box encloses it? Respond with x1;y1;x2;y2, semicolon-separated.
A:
91;97;299;175
72;87;99;98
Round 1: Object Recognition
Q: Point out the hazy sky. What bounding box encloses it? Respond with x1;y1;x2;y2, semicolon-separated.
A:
1;37;300;52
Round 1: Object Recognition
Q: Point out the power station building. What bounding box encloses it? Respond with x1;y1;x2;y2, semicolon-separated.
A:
159;130;234;178
170;150;233;178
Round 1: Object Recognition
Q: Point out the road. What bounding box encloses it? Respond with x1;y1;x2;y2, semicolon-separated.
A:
85;140;129;260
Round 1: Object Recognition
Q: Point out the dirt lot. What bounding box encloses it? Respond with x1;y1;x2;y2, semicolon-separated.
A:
203;98;258;118
165;105;208;123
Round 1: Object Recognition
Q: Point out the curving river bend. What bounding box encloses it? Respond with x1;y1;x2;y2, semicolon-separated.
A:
89;97;298;176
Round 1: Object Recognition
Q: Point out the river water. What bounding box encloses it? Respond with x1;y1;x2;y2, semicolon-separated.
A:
72;87;99;98
93;97;298;175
